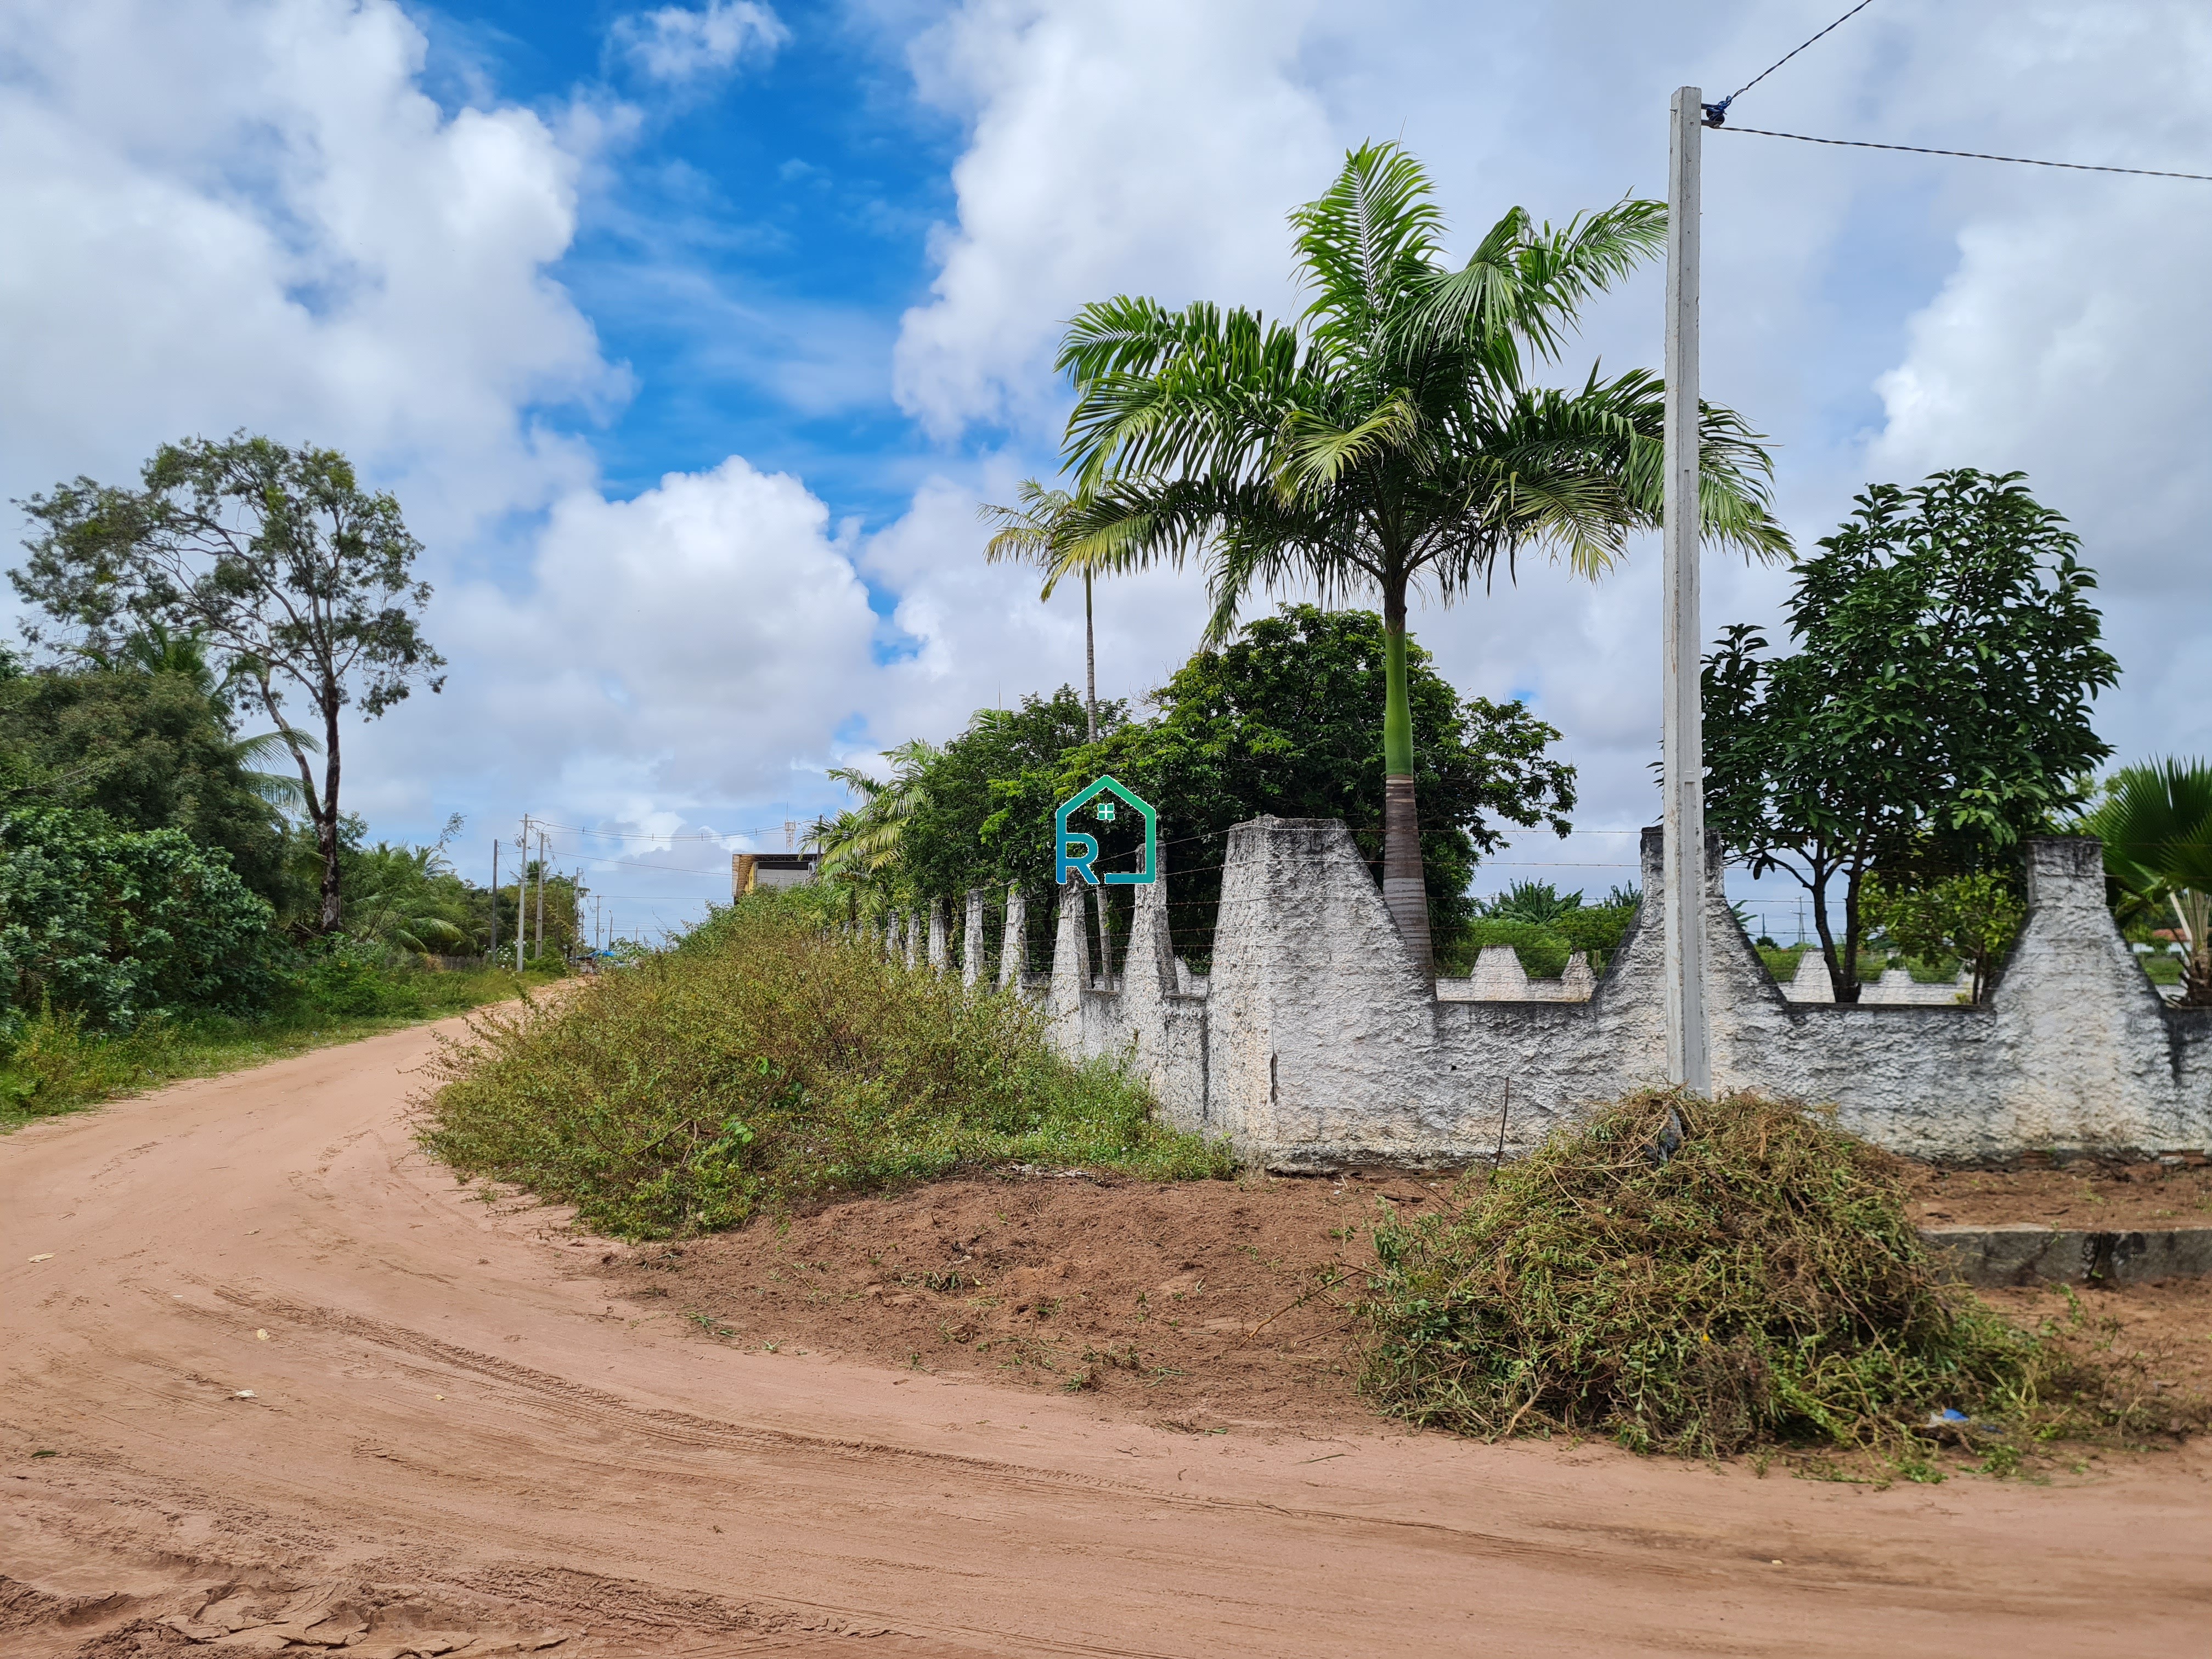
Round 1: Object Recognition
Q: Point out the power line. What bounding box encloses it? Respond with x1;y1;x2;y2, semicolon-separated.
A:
1708;123;2212;182
1711;0;1877;117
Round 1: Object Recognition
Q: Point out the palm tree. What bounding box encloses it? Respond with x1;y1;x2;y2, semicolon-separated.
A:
2081;758;2212;1005
978;480;1148;743
1054;142;1786;972
809;738;941;916
345;842;470;960
106;622;320;814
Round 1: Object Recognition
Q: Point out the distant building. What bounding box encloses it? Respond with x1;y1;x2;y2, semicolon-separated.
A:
732;851;819;897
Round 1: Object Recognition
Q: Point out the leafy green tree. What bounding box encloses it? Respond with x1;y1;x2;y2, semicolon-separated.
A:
13;435;445;933
1704;470;2119;1002
0;658;291;903
1862;870;2025;1003
891;607;1576;968
1054;142;1783;972
2078;758;2212;1005
0;806;276;1033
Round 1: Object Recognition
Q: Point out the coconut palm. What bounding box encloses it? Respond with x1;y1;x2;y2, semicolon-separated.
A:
345;842;470;960
809;738;941;916
106;623;320;814
979;480;1147;743
2080;758;2212;1005
1055;142;1786;972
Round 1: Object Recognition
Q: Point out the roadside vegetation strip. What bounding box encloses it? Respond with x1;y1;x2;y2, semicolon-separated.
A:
1356;1088;2205;1467
417;892;1233;1239
1;962;538;1130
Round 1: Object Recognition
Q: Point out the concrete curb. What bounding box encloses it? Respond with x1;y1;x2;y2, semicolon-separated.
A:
1921;1224;2212;1286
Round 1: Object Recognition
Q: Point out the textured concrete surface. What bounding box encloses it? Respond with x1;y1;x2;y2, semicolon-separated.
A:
1923;1224;2212;1285
1036;821;2210;1167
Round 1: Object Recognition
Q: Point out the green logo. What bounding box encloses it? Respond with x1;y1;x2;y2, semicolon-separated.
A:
1055;776;1158;886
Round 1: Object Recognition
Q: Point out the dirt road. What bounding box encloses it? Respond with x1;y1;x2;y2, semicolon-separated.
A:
5;1015;2209;1658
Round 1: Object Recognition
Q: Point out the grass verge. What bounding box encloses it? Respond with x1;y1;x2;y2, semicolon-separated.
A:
1357;1088;2205;1469
1;964;538;1130
417;894;1232;1239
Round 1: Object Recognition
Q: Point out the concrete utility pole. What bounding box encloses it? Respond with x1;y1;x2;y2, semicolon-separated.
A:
516;816;532;967
489;838;500;966
535;832;548;961
1663;86;1713;1096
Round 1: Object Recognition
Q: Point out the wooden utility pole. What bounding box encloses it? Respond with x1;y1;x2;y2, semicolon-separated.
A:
1663;87;1713;1096
535;832;548;962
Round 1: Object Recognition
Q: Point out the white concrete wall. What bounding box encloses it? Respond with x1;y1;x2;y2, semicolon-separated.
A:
1040;820;2211;1167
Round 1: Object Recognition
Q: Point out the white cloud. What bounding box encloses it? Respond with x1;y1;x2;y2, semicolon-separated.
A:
369;455;877;827
893;0;1335;437
611;1;788;85
0;0;628;551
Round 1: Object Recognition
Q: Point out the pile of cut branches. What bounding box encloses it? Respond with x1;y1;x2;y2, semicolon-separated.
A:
1359;1089;2035;1457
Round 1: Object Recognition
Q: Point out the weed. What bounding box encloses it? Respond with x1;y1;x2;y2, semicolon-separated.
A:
416;895;1231;1237
2;966;524;1128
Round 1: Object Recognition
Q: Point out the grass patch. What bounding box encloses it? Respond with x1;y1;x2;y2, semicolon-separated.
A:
416;894;1232;1238
1;964;533;1129
1359;1089;2052;1462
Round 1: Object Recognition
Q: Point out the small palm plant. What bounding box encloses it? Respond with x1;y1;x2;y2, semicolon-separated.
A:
809;738;940;920
2081;758;2212;1005
1054;142;1785;972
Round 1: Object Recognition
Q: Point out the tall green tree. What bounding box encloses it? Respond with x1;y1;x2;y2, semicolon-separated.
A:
0;656;292;904
1053;142;1782;972
1704;470;2119;1002
12;435;445;933
2079;758;2212;1006
890;607;1576;968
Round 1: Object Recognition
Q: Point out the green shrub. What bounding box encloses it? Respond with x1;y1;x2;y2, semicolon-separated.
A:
417;894;1232;1237
0;805;277;1035
1757;944;1805;981
0;1008;182;1116
1359;1089;2038;1458
1;960;523;1127
1554;901;1635;964
1461;919;1571;979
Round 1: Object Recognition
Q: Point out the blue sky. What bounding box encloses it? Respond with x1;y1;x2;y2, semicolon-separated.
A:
3;1;2207;941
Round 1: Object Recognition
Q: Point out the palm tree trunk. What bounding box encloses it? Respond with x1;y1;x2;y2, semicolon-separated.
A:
1084;570;1097;743
1380;583;1432;977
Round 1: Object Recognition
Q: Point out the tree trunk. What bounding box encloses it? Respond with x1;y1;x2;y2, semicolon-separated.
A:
1084;570;1097;743
318;699;343;933
1836;862;1866;1004
1380;583;1432;977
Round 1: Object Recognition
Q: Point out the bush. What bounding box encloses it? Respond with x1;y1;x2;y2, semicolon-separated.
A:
1358;1089;2037;1457
1554;901;1635;964
1460;919;1571;979
0;805;276;1035
418;893;1232;1237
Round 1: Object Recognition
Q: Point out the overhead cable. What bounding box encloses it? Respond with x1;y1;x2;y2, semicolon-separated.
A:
1706;123;2212;182
1703;0;1878;124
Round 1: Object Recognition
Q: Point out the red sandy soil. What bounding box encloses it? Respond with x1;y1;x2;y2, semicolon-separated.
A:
5;1019;2212;1659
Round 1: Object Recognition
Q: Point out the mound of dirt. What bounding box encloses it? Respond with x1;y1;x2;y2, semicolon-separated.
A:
595;1158;2212;1451
594;1170;1458;1431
